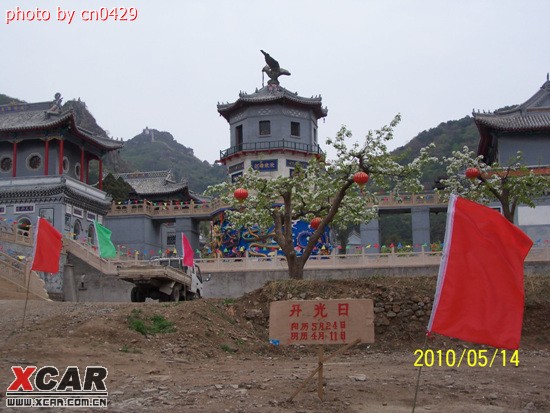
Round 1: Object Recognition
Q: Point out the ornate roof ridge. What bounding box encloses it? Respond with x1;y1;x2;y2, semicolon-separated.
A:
114;170;171;179
0;101;52;113
0;96;123;151
0;183;111;210
217;85;328;121
473;76;550;118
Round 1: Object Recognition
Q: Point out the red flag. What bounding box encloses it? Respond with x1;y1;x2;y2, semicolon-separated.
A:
427;195;533;349
181;233;194;267
31;218;63;273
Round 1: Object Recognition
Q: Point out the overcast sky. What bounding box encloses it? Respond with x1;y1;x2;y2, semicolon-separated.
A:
2;1;549;164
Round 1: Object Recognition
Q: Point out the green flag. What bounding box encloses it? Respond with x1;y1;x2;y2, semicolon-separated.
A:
94;221;117;258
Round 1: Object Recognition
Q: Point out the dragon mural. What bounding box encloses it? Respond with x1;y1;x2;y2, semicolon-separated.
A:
209;218;332;258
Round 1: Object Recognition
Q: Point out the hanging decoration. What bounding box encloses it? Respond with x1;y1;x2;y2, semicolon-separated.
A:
353;171;369;187
465;167;480;180
310;217;322;230
234;188;249;202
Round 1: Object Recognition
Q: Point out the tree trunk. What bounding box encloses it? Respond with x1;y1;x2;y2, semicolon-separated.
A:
286;255;305;280
502;206;514;223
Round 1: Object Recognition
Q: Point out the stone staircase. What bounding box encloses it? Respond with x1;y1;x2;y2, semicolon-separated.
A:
0;251;50;300
63;237;121;275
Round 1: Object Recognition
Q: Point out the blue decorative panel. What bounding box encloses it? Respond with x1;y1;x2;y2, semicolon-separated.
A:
251;159;278;171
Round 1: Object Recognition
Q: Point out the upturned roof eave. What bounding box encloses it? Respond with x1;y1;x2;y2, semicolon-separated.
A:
217;87;328;121
0;105;123;152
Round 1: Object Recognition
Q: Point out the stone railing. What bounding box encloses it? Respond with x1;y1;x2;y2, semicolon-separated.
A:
195;245;550;273
0;225;33;246
106;192;447;218
0;251;50;300
63;237;121;275
107;198;226;218
376;192;446;208
220;139;323;160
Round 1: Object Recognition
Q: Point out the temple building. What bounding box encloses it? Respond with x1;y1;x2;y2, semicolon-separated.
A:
474;75;550;167
105;170;207;255
0;94;124;298
0;94;123;243
213;51;332;257
217;86;327;181
473;75;550;240
111;170;204;204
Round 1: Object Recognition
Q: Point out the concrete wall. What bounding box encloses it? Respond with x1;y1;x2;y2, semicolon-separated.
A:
39;254;548;301
202;261;550;298
499;133;550;166
67;253;134;302
105;215;162;255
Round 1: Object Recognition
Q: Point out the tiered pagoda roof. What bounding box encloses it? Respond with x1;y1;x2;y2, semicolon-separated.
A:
0;100;123;151
217;85;328;121
474;76;550;157
112;171;187;196
0;176;111;214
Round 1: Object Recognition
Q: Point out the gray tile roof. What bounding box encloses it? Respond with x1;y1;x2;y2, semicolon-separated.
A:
112;171;188;196
473;78;550;131
0;101;123;150
217;85;328;121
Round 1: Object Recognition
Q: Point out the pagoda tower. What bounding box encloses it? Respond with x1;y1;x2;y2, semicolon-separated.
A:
217;50;328;180
212;51;332;259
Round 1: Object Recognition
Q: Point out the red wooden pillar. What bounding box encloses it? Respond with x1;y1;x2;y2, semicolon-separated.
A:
58;139;64;175
99;158;103;190
12;141;17;178
80;147;85;182
44;139;49;176
85;154;89;184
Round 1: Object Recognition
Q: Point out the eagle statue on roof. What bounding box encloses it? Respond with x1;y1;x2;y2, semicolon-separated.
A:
261;50;291;86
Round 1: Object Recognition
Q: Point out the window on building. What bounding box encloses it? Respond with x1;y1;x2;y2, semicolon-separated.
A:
88;224;96;245
236;125;243;148
166;234;176;245
27;154;41;170
0;156;12;172
74;163;81;179
291;122;300;137
62;157;70;173
17;217;31;236
313;128;318;144
259;120;271;136
73;220;82;240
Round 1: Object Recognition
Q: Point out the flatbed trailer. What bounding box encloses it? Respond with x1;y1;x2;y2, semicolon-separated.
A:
118;258;203;302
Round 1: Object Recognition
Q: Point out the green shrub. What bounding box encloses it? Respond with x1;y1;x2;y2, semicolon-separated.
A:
128;310;176;335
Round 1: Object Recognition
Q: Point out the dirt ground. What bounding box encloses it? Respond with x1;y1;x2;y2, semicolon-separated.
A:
0;276;549;413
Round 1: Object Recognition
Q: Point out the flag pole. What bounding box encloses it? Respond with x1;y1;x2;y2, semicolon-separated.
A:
411;332;428;413
21;261;33;328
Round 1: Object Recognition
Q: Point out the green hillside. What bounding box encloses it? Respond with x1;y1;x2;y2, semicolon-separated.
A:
120;129;227;193
0;94;22;105
391;116;480;188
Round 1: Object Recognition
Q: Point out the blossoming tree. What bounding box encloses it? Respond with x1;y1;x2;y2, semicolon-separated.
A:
207;115;436;279
438;146;549;223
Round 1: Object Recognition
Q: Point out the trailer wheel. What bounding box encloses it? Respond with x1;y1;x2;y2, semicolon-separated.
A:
131;286;146;302
170;284;182;302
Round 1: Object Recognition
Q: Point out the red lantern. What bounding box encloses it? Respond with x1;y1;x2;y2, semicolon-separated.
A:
353;171;369;187
310;217;322;230
465;167;480;180
234;188;249;202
